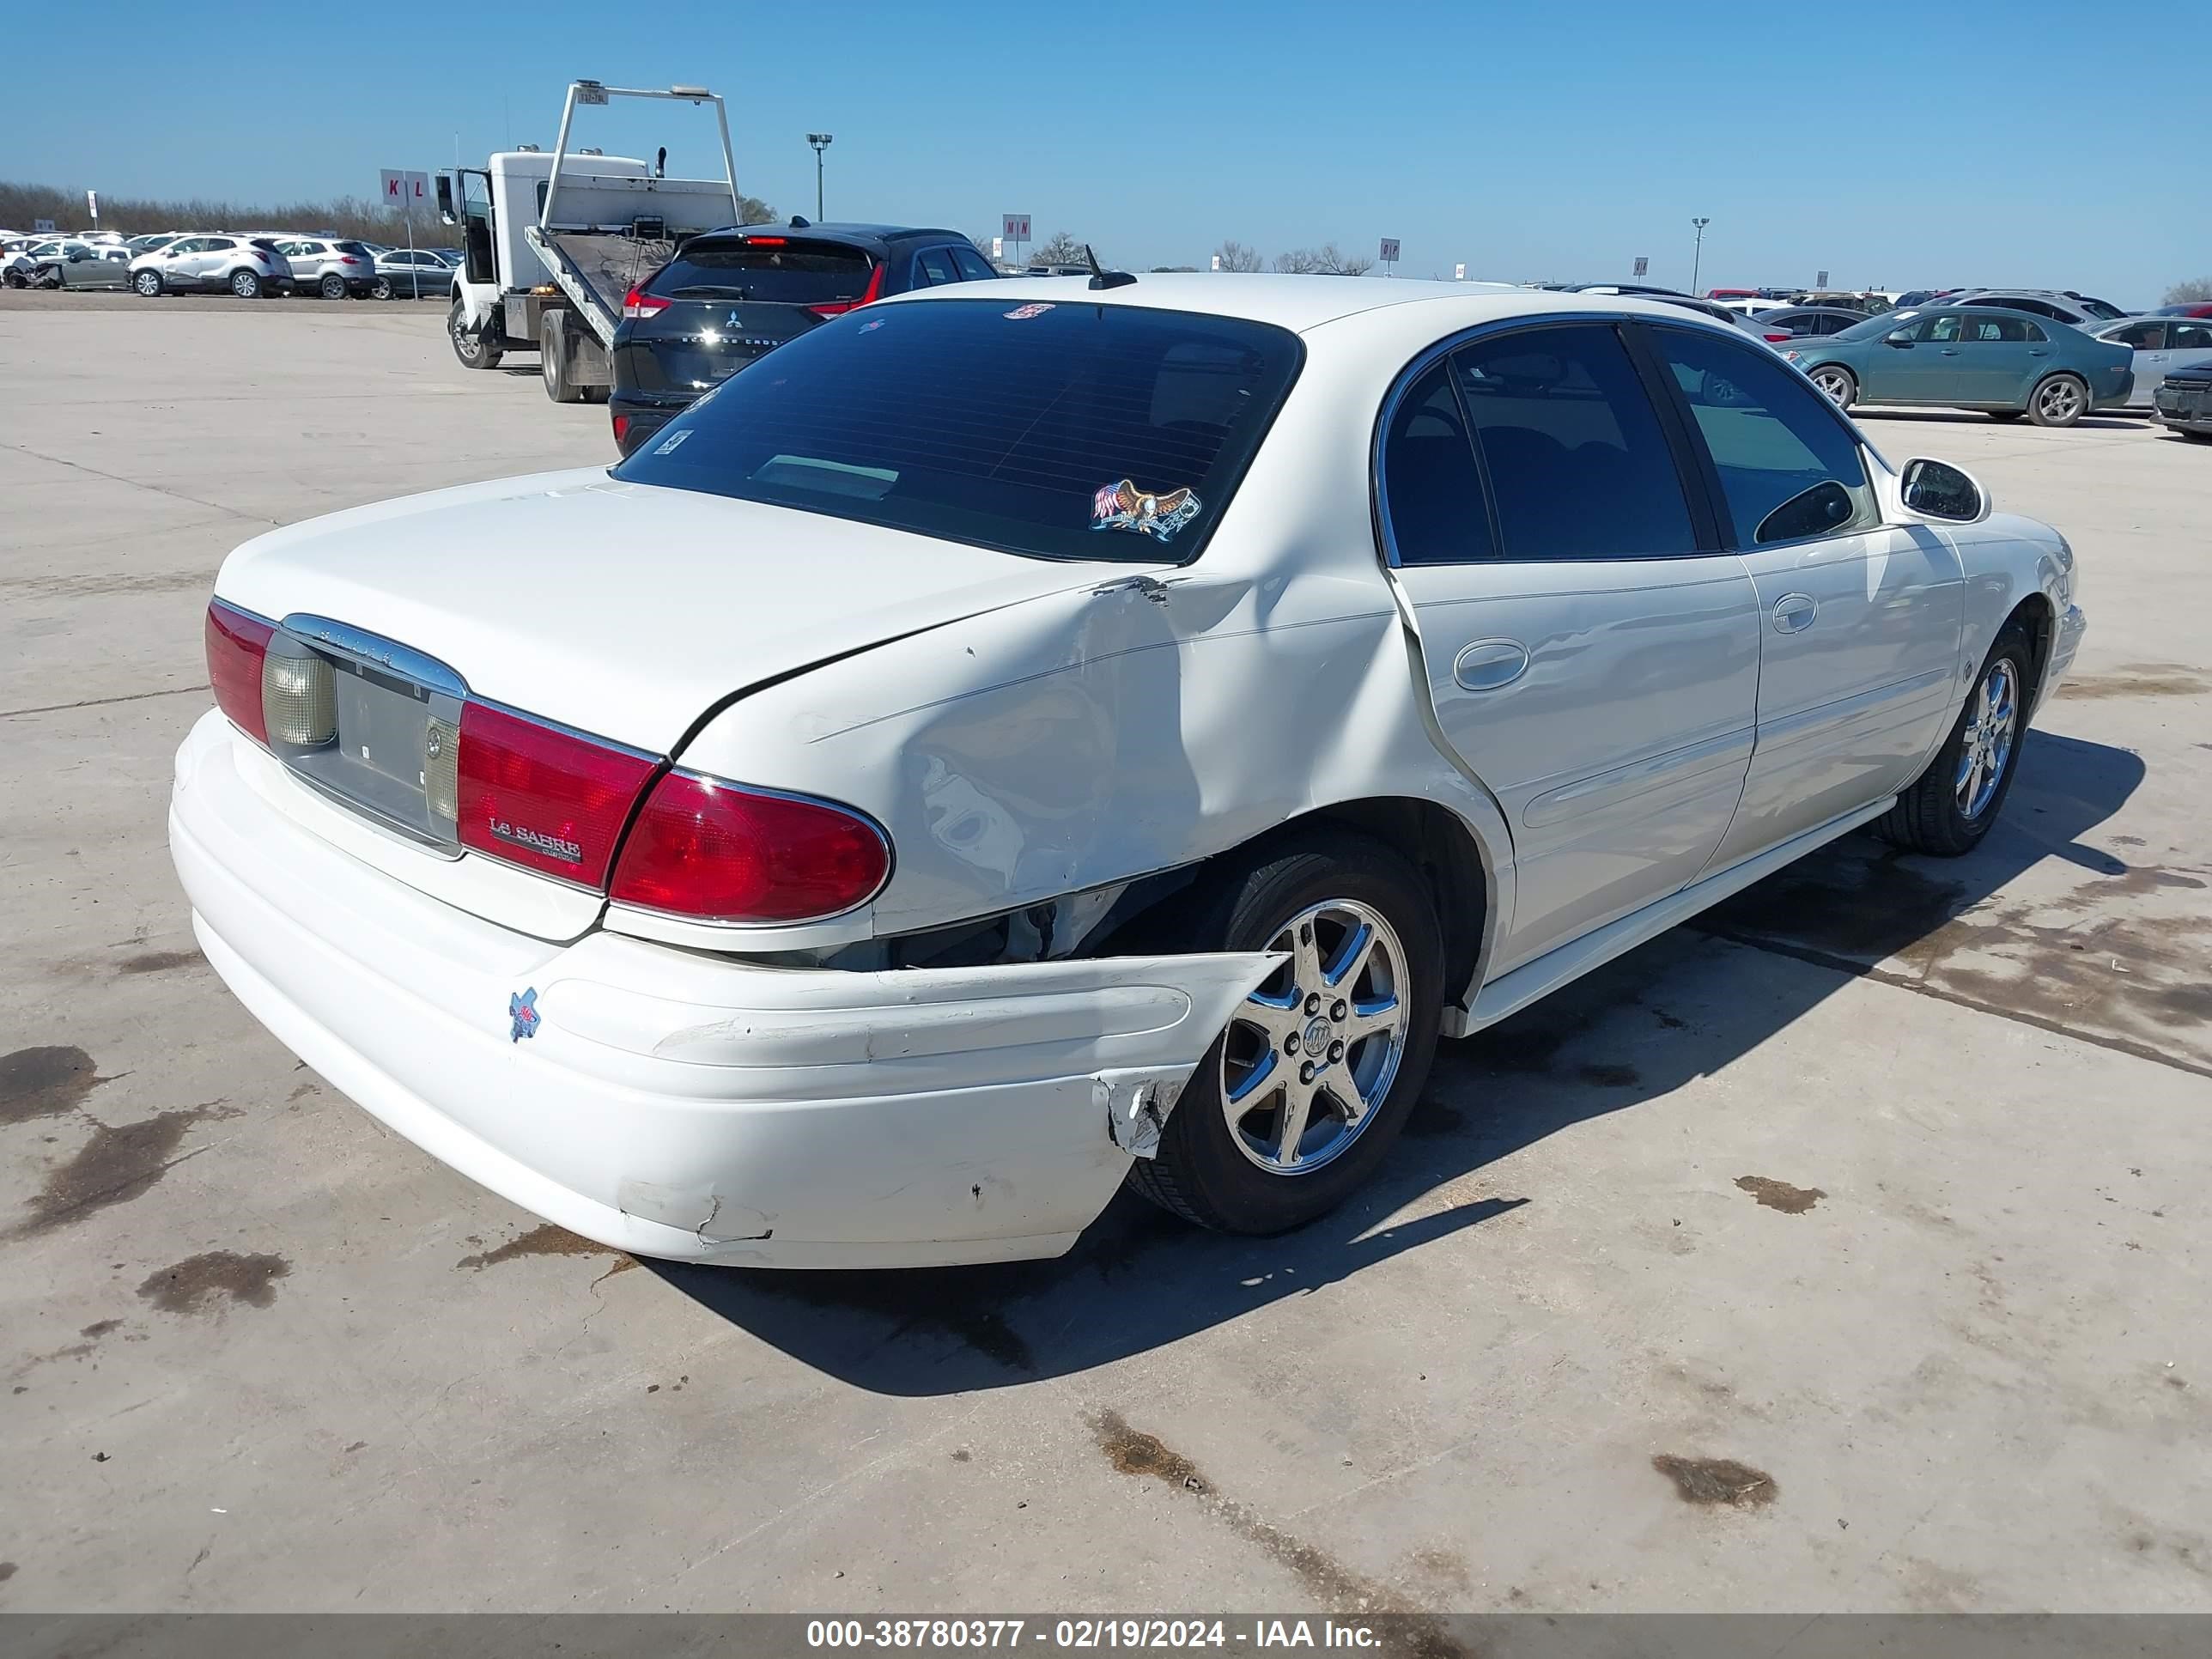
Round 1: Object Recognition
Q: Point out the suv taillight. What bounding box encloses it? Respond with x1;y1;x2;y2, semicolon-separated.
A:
808;261;885;320
454;702;659;889
206;600;275;744
611;772;889;923
622;285;670;320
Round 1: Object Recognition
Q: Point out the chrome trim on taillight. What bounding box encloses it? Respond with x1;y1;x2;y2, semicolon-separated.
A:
282;614;467;696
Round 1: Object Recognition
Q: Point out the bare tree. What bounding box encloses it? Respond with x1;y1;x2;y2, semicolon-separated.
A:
1273;243;1374;276
2166;276;2212;305
1312;241;1374;276
1028;229;1086;268
1212;239;1262;273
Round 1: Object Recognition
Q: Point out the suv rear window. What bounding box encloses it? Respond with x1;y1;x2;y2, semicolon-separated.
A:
612;297;1302;563
333;240;371;256
648;240;873;305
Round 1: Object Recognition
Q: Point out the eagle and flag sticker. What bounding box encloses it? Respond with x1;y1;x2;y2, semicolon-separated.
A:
508;988;541;1042
1092;479;1200;543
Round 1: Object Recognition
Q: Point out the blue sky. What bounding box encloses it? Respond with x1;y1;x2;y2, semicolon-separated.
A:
16;0;2209;302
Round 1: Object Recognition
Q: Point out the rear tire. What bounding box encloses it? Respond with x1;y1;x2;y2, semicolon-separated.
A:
2027;373;2087;428
1127;830;1445;1235
541;314;583;403
228;269;262;300
1809;365;1856;409
318;272;346;300
1873;622;2034;857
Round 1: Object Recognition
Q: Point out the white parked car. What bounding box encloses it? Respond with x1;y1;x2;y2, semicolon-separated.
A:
170;278;2086;1269
130;235;295;298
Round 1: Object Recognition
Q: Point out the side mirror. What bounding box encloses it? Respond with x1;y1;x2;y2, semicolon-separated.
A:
1883;331;1915;348
434;174;457;226
1899;459;1988;525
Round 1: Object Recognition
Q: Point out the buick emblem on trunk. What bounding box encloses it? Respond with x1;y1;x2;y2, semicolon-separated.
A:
508;988;540;1042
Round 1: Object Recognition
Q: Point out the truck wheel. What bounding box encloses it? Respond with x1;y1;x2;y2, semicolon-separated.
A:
1127;829;1444;1236
542;315;584;403
449;298;501;369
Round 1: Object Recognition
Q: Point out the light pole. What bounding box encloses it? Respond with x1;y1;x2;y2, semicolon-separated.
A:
1689;216;1711;294
806;133;833;221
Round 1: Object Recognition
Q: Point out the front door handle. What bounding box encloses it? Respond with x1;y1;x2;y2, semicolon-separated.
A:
1940;348;1960;356
1772;593;1818;634
1453;638;1530;692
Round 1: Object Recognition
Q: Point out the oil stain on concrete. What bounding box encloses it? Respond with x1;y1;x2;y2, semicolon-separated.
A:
456;1223;637;1276
117;949;204;976
1735;1176;1826;1214
1093;1410;1468;1650
1651;1453;1778;1508
137;1251;291;1315
0;1045;108;1126
9;1100;234;1238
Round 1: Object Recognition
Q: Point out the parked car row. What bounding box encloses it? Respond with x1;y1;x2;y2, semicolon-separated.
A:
1783;306;2136;427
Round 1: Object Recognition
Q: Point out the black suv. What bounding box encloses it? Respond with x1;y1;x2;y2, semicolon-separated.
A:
609;222;1000;456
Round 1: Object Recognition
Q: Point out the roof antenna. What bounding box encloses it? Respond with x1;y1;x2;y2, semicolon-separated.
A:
1085;243;1135;290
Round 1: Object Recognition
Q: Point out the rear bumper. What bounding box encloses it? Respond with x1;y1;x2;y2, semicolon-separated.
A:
169;710;1268;1268
607;393;690;457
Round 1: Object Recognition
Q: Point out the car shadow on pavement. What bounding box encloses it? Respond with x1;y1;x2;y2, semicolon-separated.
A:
654;730;2144;1395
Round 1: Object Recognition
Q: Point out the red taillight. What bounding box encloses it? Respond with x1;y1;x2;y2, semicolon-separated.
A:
610;772;890;923
339;256;362;265
205;599;273;744
809;260;885;319
612;414;629;442
622;285;670;320
454;703;658;888
744;235;787;247
1764;329;1792;343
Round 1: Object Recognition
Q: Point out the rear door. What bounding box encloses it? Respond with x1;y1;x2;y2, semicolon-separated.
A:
1643;324;1963;866
2169;319;2212;380
1955;313;2036;402
621;235;874;396
1382;322;1762;972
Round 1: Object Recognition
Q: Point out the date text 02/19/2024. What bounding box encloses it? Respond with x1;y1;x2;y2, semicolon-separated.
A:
805;1621;1383;1650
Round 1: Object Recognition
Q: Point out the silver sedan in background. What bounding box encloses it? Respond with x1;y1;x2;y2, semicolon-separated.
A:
2092;314;2212;407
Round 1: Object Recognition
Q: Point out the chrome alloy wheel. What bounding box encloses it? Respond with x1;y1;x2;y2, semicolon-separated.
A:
2034;377;2084;423
1811;368;1852;404
1956;659;2019;819
1218;898;1413;1175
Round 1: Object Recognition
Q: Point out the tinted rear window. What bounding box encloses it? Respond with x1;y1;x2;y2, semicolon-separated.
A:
333;240;371;256
648;240;872;304
612;297;1302;563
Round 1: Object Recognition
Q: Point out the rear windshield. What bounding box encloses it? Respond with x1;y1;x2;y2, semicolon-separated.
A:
612;297;1303;564
647;240;873;305
333;240;371;256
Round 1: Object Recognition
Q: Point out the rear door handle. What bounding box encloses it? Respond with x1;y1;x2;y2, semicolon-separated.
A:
1772;593;1818;634
1453;639;1530;691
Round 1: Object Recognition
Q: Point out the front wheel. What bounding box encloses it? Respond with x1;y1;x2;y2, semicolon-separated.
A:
1809;365;1856;409
131;267;163;297
1127;830;1444;1235
229;269;262;299
371;276;393;301
449;298;501;368
1874;623;2033;856
2028;374;2087;428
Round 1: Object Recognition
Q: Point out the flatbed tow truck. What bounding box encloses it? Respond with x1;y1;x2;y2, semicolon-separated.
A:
436;80;742;402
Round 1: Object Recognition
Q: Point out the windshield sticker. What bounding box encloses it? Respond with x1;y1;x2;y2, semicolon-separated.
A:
652;429;693;457
1004;302;1054;320
859;318;884;332
1091;479;1200;543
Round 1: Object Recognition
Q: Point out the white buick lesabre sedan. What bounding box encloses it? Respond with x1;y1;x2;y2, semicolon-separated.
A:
171;276;2086;1269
